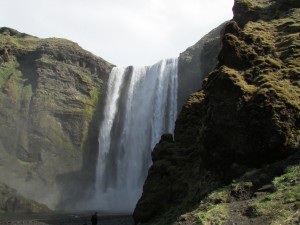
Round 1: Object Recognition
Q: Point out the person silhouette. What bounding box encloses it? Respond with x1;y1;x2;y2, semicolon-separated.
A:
91;212;98;225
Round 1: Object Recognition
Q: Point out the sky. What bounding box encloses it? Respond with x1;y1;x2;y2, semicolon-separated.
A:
0;0;234;67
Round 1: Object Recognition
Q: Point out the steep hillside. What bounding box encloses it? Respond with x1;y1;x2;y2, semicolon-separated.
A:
0;27;113;209
134;0;300;224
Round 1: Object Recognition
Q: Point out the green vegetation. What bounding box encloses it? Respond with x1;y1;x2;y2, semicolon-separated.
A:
197;204;228;225
0;32;39;52
37;54;103;119
0;182;50;213
0;27;113;211
249;166;300;224
0;61;21;90
180;166;300;225
134;0;300;224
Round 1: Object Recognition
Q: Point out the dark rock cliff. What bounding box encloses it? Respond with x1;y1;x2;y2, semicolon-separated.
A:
0;27;113;209
177;22;227;110
134;0;300;224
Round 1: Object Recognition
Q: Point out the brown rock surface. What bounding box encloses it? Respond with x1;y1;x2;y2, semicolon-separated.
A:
0;27;113;209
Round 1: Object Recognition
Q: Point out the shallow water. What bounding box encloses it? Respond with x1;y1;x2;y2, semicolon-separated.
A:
0;212;134;225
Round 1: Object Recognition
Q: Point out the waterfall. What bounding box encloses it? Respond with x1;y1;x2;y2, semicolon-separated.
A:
93;58;178;213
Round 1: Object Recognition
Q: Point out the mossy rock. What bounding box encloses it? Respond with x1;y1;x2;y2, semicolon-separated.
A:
0;27;113;208
134;0;300;224
0;182;50;213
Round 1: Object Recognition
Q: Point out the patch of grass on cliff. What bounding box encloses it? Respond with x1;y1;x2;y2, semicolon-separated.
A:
9;36;39;51
74;74;103;120
0;61;20;88
85;87;102;117
255;56;283;69
249;165;300;224
37;116;76;153
236;0;263;11
188;165;300;225
17;159;38;178
221;67;257;95
79;86;102;150
0;61;32;105
244;21;276;46
0;33;39;51
76;69;93;87
43;38;81;50
255;72;300;109
197;204;229;225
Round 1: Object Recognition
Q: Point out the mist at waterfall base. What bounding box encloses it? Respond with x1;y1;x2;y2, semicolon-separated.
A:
80;58;178;213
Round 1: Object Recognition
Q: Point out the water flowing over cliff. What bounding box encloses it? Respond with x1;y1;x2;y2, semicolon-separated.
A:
0;24;223;212
87;58;178;212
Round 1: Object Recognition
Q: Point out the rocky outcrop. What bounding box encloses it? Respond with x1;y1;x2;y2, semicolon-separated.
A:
0;182;49;213
134;0;300;224
0;27;113;209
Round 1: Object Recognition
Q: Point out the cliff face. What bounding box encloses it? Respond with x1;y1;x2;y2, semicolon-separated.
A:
134;0;300;224
0;23;227;211
0;27;113;209
177;22;227;110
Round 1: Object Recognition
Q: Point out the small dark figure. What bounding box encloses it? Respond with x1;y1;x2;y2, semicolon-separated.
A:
91;212;98;225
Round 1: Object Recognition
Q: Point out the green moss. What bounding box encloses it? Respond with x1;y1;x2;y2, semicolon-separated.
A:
197;204;229;225
174;165;300;225
244;21;276;45
37;55;56;65
16;159;38;178
76;69;93;87
0;61;20;88
37;55;102;120
186;92;205;106
236;0;257;11
245;166;300;224
265;57;282;69
206;188;230;204
21;84;33;108
0;181;50;213
79;86;103;149
221;67;257;94
78;81;103;121
43;37;81;50
0;33;39;51
254;69;300;110
37;115;74;151
0;62;33;107
231;181;253;192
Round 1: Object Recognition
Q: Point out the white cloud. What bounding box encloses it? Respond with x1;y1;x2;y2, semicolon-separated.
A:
0;0;234;66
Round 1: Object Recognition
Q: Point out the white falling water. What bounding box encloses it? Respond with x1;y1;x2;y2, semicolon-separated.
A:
92;58;178;213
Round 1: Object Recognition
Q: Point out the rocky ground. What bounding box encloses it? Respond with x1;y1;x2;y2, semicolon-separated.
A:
0;215;134;225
